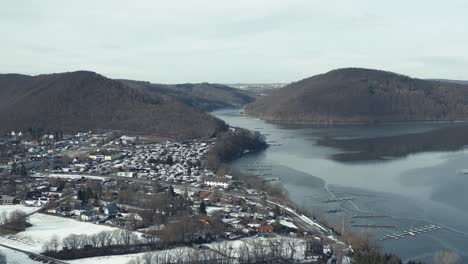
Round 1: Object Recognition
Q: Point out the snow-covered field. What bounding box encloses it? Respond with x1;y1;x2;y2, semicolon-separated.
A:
0;213;117;253
204;236;307;259
0;204;41;215
0;246;42;264
68;252;148;264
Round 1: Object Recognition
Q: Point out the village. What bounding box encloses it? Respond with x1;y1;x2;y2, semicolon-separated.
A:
0;130;348;264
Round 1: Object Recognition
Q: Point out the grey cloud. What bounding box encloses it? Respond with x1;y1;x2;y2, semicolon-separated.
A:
0;0;467;83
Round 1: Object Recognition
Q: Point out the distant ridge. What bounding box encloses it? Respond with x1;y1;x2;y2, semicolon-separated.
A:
427;79;468;85
120;80;256;111
0;71;228;139
245;68;468;124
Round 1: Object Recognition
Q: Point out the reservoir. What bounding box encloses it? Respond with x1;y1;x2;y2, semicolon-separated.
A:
212;109;468;262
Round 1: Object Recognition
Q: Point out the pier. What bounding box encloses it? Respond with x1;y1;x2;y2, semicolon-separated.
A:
324;197;357;203
352;224;397;229
352;215;387;219
380;225;443;240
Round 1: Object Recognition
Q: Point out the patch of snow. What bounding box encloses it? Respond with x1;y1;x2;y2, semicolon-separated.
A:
68;252;147;264
0;213;116;253
206;206;225;215
44;173;107;180
0;204;41;215
279;219;298;229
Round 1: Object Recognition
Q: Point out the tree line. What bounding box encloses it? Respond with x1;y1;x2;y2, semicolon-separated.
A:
127;237;310;264
206;127;267;170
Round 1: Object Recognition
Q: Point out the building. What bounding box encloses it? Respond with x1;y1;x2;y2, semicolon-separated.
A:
103;203;119;215
116;171;135;178
204;176;230;189
259;225;274;233
80;212;97;222
89;150;121;161
0;196;17;205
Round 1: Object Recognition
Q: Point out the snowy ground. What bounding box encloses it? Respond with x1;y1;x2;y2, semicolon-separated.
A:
68;252;148;264
0;204;41;216
44;173;107;180
206;206;225;215
0;246;43;264
0;213;117;253
203;235;307;259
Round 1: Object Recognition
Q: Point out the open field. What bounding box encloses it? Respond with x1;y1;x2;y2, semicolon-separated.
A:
0;204;41;215
0;212;117;253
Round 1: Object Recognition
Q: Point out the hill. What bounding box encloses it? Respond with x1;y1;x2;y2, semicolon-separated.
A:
120;80;256;111
245;68;468;124
0;71;227;139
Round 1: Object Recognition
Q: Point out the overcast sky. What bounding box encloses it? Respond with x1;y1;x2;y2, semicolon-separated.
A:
1;0;467;83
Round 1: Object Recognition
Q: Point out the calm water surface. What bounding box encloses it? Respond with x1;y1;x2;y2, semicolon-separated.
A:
212;109;468;262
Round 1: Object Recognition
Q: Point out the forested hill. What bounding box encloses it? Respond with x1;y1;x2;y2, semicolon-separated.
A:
0;71;227;139
120;80;256;111
245;68;468;124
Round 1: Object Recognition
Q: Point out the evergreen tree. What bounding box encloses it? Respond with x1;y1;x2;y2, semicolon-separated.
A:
19;163;27;176
169;185;175;197
273;205;281;217
10;162;18;175
199;200;207;215
77;189;84;201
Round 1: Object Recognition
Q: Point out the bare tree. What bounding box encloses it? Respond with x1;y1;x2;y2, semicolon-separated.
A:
42;234;61;253
95;231;112;247
62;234;81;250
49;234;61;252
0;250;6;264
286;238;299;260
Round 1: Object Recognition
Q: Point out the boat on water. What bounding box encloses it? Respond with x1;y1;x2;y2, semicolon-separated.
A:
456;169;468;174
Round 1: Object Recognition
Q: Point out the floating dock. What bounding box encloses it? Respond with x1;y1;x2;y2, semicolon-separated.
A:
324;197;357;203
380;225;443;240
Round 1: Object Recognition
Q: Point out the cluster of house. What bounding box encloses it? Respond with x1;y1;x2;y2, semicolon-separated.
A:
109;140;215;181
1;131;115;175
2;130;232;193
192;190;300;240
46;202;144;228
58;139;219;185
22;185;64;207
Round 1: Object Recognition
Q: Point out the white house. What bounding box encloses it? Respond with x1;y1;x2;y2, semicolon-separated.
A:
80;212;97;222
204;176;230;189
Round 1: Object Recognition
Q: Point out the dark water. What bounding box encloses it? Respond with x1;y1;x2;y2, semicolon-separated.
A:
212;109;468;263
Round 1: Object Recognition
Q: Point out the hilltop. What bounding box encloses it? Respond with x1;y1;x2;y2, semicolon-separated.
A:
0;71;228;139
245;68;468;124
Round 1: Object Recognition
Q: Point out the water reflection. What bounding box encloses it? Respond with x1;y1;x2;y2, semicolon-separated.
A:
317;124;468;162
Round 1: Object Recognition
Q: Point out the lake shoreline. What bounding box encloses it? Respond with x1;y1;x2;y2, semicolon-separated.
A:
213;108;468;262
